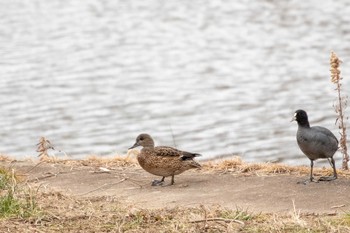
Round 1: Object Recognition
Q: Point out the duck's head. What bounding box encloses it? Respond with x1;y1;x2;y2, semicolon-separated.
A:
291;109;310;127
129;133;155;149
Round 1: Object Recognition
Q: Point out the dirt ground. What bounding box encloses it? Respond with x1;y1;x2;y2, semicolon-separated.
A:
4;159;350;216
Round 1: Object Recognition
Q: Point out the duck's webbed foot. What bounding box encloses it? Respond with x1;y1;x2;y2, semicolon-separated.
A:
151;177;165;186
151;180;164;186
318;176;337;182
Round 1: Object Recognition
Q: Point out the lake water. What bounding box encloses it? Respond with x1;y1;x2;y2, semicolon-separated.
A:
1;0;350;165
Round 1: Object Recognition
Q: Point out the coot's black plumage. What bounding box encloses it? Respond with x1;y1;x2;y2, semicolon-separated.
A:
292;109;338;183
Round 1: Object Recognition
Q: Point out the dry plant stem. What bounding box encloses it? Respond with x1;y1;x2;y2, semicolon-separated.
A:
330;52;349;170
189;218;245;225
36;137;55;161
77;178;127;196
23;161;45;174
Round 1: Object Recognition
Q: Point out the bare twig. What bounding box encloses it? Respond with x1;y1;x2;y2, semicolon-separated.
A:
26;171;74;182
23;161;45;174
113;172;144;188
90;167;111;174
27;172;60;182
76;178;126;196
189;218;244;225
331;204;346;209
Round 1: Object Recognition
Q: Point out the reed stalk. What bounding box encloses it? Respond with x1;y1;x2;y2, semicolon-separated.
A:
330;52;349;170
36;137;55;161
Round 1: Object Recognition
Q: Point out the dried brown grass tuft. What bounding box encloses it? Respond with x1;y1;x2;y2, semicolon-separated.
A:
203;156;243;171
48;154;138;169
0;155;12;162
202;158;350;178
85;154;138;167
36;137;55;161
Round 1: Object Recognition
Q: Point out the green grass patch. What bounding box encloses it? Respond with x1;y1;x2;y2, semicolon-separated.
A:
0;166;40;218
0;192;20;217
216;207;254;221
0;167;13;190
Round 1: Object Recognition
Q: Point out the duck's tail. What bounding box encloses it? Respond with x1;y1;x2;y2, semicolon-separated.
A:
180;152;201;160
180;152;201;169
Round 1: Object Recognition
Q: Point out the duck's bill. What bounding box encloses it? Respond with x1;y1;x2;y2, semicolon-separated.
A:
128;142;139;150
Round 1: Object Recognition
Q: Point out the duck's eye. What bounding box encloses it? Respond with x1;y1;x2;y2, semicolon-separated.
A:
139;137;144;141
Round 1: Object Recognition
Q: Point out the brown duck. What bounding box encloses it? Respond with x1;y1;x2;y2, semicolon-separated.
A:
129;133;201;186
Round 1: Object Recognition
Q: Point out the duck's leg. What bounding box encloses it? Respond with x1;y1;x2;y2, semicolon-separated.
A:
157;175;175;187
151;176;165;186
319;157;337;181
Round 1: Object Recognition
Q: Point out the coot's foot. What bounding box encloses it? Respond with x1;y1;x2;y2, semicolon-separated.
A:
318;176;337;181
297;177;318;185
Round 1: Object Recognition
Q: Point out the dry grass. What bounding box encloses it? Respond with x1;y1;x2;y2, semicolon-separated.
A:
4;153;350;178
202;156;350;178
33;152;139;169
5;153;350;179
60;155;138;168
0;155;13;162
26;154;350;179
0;191;349;233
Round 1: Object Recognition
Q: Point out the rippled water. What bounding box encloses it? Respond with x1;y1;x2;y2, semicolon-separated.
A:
1;0;350;165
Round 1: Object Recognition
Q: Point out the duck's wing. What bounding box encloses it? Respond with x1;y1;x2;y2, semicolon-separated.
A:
154;146;182;157
155;146;201;160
